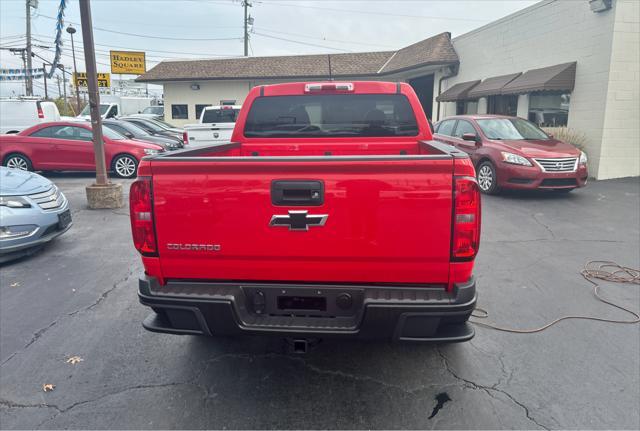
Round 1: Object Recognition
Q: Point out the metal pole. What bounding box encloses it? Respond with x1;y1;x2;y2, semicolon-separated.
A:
243;1;249;57
26;0;33;96
56;75;61;97
67;26;81;113
61;65;68;111
20;50;28;96
43;62;48;99
79;0;108;186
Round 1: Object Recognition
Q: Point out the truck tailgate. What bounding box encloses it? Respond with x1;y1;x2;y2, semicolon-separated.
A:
151;158;453;285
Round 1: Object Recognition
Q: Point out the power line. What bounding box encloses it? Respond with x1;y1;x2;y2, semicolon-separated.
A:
37;15;243;41
253;26;395;49
252;32;352;52
261;1;490;22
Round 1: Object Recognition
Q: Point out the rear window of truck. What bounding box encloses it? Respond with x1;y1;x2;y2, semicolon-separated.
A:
244;94;419;138
202;108;240;124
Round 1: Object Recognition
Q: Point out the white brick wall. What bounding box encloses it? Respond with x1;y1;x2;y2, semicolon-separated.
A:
433;0;634;179
599;0;640;179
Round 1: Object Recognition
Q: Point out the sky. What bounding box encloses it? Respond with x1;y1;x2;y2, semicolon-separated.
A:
0;0;538;98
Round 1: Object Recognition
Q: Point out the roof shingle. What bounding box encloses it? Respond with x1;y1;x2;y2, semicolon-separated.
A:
136;32;458;82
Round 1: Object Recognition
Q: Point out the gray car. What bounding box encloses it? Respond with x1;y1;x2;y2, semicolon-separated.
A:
0;167;72;263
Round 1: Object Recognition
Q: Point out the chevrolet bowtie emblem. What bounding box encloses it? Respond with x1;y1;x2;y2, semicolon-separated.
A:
270;210;328;231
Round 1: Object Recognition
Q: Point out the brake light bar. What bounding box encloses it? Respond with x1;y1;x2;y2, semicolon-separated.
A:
451;176;481;261
304;83;354;93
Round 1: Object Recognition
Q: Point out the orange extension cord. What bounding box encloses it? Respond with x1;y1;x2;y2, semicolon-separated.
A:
470;261;640;333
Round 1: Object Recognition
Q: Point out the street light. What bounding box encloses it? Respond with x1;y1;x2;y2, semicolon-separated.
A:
66;25;81;114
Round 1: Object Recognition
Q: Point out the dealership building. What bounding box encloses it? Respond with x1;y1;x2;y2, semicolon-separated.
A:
137;0;639;179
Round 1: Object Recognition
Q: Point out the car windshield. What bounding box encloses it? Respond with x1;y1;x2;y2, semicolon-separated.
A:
476;118;549;140
244;94;419;138
80;104;110;116
151;119;177;129
102;126;126;140
127;118;164;133
118;121;151;137
142;106;163;115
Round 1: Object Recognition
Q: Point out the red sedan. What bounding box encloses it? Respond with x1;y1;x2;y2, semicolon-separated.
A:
434;115;588;194
0;121;164;178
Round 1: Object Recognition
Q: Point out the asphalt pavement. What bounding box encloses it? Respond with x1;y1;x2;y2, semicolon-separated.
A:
1;175;639;429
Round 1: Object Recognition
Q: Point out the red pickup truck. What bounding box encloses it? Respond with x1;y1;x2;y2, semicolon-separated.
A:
131;81;480;347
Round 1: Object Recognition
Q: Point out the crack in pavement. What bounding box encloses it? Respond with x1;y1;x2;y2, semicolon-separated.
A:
0;264;138;367
531;213;556;239
32;382;206;428
436;346;549;430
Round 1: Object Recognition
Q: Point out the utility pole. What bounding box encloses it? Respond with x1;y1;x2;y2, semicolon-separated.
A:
43;62;48;99
60;64;68;111
25;0;34;96
79;0;123;209
56;75;61;97
243;0;252;57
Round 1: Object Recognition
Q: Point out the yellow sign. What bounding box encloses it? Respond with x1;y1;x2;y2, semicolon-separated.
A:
110;51;146;74
73;72;111;88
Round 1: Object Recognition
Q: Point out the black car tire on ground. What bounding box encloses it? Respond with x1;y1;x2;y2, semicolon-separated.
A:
477;160;500;195
3;153;33;171
111;154;138;179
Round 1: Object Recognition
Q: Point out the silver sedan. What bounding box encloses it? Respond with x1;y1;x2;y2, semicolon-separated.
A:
0;167;72;263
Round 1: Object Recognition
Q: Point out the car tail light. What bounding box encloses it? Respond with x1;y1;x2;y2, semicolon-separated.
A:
451;176;481;261
304;82;354;93
36;101;44;119
130;177;158;256
182;131;188;145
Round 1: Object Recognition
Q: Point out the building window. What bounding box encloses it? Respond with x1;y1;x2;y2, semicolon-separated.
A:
528;92;570;127
488;95;518;116
456;100;478;115
195;104;211;120
171;104;188;120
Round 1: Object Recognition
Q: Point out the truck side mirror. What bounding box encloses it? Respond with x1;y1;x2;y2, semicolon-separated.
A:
462;133;480;143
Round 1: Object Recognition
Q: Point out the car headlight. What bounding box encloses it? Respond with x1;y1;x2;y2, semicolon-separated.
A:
501;152;532;167
0;225;38;239
0;196;32;208
144;149;160;155
579;151;588;165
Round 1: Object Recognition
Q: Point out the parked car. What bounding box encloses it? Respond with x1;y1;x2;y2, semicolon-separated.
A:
103;119;183;150
120;116;185;144
77;95;154;120
132;81;480;346
138;105;164;120
0;167;72;263
433;114;588;194
183;105;241;147
0;98;61;134
0;121;164;178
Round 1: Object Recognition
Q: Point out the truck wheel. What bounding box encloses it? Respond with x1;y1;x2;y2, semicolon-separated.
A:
3;153;33;171
477;161;499;195
112;154;138;178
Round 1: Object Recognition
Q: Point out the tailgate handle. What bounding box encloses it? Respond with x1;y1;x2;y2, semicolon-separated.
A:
271;180;324;206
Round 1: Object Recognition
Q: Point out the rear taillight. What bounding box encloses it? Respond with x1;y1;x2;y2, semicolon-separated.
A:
129;177;158;256
36;101;44;119
182;131;188;145
451;176;481;261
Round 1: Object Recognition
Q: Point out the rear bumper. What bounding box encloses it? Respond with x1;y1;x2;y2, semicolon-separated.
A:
138;275;476;342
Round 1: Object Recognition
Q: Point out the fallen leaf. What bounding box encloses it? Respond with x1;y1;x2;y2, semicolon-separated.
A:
42;383;55;392
10;282;20;288
66;356;83;365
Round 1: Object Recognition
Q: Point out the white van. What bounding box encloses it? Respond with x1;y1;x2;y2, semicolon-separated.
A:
0;98;61;134
77;95;154;120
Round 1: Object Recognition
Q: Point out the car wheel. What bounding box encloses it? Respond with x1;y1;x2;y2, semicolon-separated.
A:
3;154;33;171
112;154;138;178
477;161;500;195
